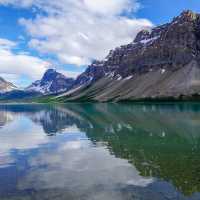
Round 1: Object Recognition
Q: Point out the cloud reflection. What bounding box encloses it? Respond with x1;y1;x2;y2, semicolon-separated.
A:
0;104;200;199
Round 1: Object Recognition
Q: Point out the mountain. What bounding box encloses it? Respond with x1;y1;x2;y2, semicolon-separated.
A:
26;69;75;94
0;76;17;93
56;10;200;102
0;90;43;102
0;77;42;102
0;69;76;102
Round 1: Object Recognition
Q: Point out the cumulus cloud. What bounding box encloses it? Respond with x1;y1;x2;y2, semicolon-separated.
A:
1;0;153;66
0;38;16;49
0;38;50;85
83;0;138;16
58;70;81;79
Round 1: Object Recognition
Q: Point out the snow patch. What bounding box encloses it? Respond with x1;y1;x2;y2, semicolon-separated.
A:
161;69;166;74
124;76;133;80
140;36;160;45
55;85;83;98
116;75;122;81
27;81;53;94
106;72;115;78
149;68;153;72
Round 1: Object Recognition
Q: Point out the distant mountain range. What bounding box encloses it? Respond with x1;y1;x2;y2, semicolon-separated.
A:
1;10;200;102
0;77;17;93
0;69;75;101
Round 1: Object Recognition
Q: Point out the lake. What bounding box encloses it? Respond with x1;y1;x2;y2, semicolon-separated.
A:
0;103;200;200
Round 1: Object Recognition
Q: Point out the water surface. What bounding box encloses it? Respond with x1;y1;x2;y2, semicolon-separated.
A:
0;103;200;200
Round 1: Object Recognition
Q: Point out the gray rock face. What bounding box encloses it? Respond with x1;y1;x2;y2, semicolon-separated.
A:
57;10;200;102
0;77;17;93
27;69;75;94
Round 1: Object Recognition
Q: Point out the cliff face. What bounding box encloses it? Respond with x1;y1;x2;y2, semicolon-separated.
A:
57;11;200;102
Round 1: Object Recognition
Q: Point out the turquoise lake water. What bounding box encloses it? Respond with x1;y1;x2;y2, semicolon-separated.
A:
0;103;200;200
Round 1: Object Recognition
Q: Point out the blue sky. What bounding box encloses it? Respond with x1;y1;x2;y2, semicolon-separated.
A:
0;0;199;87
137;0;200;24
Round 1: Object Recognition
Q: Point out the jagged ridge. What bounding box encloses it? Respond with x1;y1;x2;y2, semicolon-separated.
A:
27;69;75;94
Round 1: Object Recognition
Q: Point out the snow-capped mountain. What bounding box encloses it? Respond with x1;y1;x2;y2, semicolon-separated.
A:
0;77;17;93
26;69;75;94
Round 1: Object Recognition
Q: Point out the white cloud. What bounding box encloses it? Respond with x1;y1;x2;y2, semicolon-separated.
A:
0;113;49;154
84;0;138;16
0;38;16;49
58;70;81;79
0;38;50;86
1;0;153;66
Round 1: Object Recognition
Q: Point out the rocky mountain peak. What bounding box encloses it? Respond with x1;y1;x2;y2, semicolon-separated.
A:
180;10;197;20
43;68;56;76
133;30;151;43
70;11;200;91
27;69;75;94
69;10;200;89
172;10;199;25
41;69;64;83
0;76;17;93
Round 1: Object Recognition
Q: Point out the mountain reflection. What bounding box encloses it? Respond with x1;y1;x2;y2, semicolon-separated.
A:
0;111;13;128
0;103;200;198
